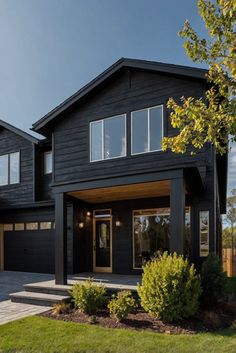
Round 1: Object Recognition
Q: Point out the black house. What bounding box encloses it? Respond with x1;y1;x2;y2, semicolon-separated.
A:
0;58;227;285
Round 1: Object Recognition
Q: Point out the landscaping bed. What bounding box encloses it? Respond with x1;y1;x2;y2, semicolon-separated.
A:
40;301;236;335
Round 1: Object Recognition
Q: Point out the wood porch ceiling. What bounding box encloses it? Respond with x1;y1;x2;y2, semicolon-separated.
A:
68;180;171;204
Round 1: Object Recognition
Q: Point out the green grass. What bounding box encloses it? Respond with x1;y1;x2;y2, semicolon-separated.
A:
0;316;236;353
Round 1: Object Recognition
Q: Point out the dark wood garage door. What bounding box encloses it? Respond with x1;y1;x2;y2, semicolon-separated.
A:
4;229;55;273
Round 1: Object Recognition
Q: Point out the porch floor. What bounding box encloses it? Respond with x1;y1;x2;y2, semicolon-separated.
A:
27;273;142;292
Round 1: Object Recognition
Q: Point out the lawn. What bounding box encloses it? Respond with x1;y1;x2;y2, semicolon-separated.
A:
0;316;236;353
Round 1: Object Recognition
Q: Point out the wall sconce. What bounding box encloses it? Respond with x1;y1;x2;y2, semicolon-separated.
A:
115;217;122;227
86;211;91;217
78;222;84;229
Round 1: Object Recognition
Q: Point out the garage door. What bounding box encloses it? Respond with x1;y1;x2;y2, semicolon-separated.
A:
4;229;55;274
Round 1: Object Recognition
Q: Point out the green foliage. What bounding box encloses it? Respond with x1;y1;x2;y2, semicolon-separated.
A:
201;253;227;306
162;0;236;155
70;279;106;315
137;252;201;322
108;290;136;322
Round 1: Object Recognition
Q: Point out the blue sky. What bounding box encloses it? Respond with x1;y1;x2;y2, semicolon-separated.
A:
0;0;234;193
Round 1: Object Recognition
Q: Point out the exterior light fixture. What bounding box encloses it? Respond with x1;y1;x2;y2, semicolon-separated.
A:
78;222;84;229
115;217;122;227
86;211;91;217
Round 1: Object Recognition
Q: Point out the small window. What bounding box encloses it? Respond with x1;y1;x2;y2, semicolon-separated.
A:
3;224;13;231
199;210;209;257
90;115;126;162
131;105;163;155
26;222;38;230
93;209;112;218
40;222;52;230
0;152;20;185
10;152;20;184
14;223;25;231
44;151;52;174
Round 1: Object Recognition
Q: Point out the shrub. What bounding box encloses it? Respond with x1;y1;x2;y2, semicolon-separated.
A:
108;290;136;322
70;278;106;315
137;252;201;322
200;254;227;307
52;302;71;315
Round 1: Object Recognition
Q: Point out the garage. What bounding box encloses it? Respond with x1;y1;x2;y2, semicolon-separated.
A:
4;226;55;274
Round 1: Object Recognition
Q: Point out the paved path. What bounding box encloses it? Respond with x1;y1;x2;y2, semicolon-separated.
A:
0;271;53;325
0;300;49;325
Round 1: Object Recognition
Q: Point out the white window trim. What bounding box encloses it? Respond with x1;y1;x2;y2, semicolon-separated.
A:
131;104;164;156
44;151;52;175
199;210;210;257
0;151;20;186
90;114;127;162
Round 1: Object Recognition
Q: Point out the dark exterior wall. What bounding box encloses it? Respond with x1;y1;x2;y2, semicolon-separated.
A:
35;145;53;201
0;128;34;207
0;206;55;223
52;69;208;185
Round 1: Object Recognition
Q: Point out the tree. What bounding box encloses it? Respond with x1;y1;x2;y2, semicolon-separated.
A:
224;189;236;249
162;0;236;155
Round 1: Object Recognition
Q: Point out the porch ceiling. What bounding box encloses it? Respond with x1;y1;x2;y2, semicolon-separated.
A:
68;180;171;204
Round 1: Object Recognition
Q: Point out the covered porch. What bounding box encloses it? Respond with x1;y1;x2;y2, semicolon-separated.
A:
54;168;204;285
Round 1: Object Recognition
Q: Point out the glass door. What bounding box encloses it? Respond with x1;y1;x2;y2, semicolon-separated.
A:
93;218;112;272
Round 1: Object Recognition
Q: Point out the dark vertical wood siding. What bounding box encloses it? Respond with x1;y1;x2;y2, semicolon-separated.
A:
0;128;34;207
53;69;208;184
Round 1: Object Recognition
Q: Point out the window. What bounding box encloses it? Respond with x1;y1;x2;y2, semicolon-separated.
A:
44;151;52;174
0;155;8;186
14;223;24;231
10;152;20;184
3;224;13;231
93;209;112;218
40;222;52;230
90;115;126;161
199;210;209;257
133;208;190;269
131;105;163;155
26;222;38;230
0;152;20;186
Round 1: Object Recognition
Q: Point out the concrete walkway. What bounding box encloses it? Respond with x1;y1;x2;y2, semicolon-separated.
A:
0;271;53;325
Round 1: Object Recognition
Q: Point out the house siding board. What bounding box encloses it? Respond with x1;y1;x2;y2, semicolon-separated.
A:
53;69;207;184
0;128;34;206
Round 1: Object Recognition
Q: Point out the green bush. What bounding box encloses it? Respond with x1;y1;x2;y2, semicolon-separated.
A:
137;252;201;322
200;254;227;306
108;290;136;322
70;279;106;315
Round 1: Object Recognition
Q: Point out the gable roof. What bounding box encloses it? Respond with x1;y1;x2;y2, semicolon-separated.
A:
32;58;208;135
0;119;40;144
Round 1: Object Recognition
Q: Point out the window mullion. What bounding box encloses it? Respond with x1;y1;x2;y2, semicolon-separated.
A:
102;120;104;160
8;154;10;185
148;109;150;152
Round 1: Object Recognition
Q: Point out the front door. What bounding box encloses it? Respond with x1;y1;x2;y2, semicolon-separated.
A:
93;218;112;273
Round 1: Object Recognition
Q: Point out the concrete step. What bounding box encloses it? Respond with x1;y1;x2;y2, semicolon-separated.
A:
24;283;71;297
10;291;71;307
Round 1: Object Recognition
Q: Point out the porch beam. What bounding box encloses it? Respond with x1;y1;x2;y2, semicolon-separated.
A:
170;177;185;254
55;192;67;285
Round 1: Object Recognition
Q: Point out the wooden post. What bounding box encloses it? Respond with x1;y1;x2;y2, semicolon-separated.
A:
55;192;67;285
170;178;185;254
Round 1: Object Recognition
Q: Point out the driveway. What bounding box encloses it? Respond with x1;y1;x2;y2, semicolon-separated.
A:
0;271;54;325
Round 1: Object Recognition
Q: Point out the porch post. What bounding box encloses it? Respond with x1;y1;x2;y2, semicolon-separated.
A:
170;177;185;254
55;192;67;285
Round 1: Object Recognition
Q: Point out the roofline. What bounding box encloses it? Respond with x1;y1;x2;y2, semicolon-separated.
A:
0;119;40;144
32;57;208;133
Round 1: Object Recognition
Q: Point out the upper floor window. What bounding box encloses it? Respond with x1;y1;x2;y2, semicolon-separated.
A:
0;152;20;186
131;105;163;155
90;114;126;162
44;151;52;174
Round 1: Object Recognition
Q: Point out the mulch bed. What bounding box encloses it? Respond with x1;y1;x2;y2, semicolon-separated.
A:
40;302;236;335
